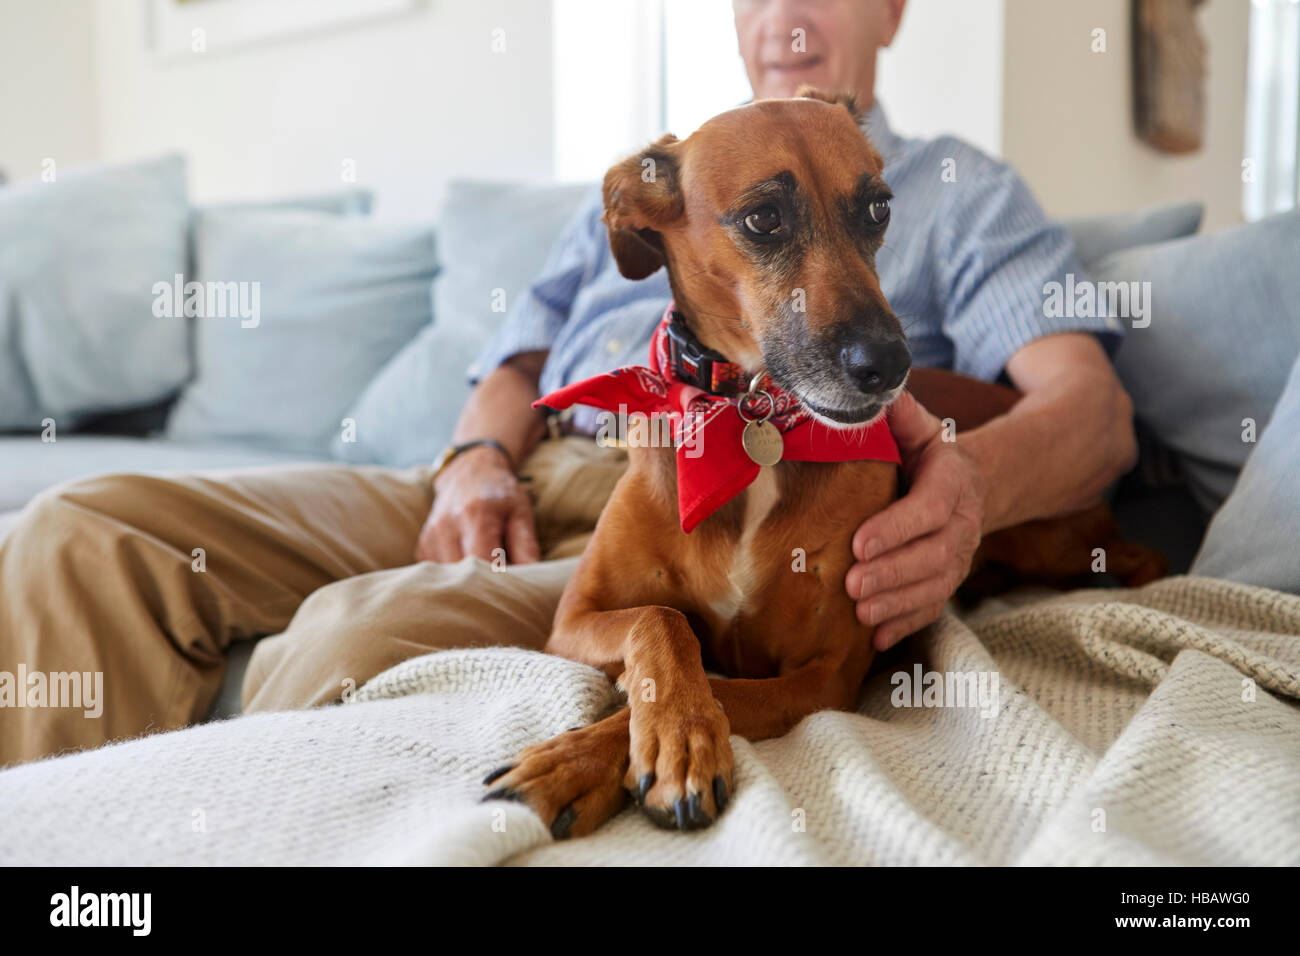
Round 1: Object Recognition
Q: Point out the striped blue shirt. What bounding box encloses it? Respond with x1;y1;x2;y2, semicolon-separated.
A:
473;101;1120;427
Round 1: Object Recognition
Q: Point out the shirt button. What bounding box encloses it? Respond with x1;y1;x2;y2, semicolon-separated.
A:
606;339;622;354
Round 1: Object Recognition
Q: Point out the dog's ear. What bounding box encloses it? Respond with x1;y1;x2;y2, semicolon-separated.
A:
602;134;683;280
795;86;862;123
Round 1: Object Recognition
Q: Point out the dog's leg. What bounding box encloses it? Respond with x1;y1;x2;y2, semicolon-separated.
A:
496;600;871;834
545;603;736;831
483;707;631;840
705;657;865;741
627;656;870;830
485;599;731;835
484;654;868;836
972;502;1168;593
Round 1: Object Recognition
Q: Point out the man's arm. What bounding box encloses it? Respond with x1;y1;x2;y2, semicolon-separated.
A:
842;143;1135;648
968;332;1137;531
843;333;1136;650
414;351;549;564
414;190;607;565
449;350;550;477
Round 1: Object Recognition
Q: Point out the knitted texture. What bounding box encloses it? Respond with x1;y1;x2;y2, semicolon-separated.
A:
2;575;1298;865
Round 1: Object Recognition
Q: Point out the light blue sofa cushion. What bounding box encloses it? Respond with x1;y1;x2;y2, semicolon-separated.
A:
166;209;437;454
1063;201;1204;269
0;154;190;430
202;189;373;217
333;180;594;467
182;190;374;301
0;434;331;514
1099;210;1300;512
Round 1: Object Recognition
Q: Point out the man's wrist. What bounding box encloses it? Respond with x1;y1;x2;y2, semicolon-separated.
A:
432;439;514;485
959;428;1009;534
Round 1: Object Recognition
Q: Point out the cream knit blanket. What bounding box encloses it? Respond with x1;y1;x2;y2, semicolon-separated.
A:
3;575;1299;865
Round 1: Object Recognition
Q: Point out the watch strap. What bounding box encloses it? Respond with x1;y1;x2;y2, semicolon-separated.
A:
432;439;514;482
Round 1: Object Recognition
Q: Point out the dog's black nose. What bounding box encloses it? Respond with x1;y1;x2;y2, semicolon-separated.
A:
840;338;911;395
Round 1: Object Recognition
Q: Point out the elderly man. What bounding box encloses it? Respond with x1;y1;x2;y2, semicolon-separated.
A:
0;0;1134;765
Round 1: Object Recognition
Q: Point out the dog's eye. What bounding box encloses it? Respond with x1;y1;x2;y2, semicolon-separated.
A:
743;205;783;236
867;198;891;226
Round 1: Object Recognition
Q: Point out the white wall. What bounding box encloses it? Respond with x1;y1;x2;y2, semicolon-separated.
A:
1002;0;1250;232
90;0;556;220
877;0;1005;157
0;0;100;184
1;0;1254;233
552;0;667;182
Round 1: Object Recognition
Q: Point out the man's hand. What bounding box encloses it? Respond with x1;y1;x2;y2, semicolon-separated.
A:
415;446;541;564
844;392;986;650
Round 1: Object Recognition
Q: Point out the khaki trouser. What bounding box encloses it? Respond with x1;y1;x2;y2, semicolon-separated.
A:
0;437;627;767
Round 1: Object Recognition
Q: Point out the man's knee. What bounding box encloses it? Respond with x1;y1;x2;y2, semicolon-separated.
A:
242;556;578;711
242;569;429;710
2;475;186;607
253;557;518;654
7;474;140;557
20;473;156;528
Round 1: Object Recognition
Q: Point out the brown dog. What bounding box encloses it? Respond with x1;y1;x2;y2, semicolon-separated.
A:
482;90;1164;838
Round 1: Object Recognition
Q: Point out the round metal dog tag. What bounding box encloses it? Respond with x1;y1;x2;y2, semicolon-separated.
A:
742;420;783;466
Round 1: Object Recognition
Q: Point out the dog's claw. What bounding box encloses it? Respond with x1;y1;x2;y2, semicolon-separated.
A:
481;787;526;804
673;797;691;831
636;772;655;806
551;803;578;840
482;765;514;786
688;791;708;827
713;775;729;814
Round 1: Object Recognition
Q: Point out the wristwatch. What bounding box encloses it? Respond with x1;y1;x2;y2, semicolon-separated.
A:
431;439;514;483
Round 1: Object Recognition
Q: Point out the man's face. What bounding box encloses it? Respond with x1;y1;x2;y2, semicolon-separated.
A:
733;0;904;101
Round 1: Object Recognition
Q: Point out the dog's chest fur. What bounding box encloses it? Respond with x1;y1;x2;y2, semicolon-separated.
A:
706;466;781;623
637;451;865;674
626;445;895;677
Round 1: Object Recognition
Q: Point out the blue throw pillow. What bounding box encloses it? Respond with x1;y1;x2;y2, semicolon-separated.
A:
166;209;437;454
0;155;191;430
333;180;594;467
1062;201;1204;270
1098;210;1300;512
181;190;374;305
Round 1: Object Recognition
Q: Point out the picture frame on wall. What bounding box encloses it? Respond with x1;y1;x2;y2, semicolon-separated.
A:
148;0;421;57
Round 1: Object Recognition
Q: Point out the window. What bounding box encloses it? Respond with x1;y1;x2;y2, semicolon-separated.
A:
1243;0;1300;220
662;0;754;138
552;0;752;182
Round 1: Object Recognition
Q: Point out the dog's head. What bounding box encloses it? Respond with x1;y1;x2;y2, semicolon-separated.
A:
603;88;909;426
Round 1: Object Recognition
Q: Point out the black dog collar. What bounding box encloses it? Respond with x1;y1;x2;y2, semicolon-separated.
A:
664;310;746;397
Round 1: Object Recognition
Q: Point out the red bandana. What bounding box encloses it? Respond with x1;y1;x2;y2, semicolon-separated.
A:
534;305;900;533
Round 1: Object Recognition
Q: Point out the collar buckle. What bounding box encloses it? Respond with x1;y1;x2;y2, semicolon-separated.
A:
665;311;742;397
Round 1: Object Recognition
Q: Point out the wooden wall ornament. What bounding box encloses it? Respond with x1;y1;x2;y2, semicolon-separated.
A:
1133;0;1208;154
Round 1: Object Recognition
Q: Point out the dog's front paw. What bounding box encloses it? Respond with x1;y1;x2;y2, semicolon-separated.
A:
625;689;734;832
481;710;630;839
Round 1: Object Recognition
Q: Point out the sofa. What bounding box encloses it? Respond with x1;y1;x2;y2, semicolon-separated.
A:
3;154;1297;721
